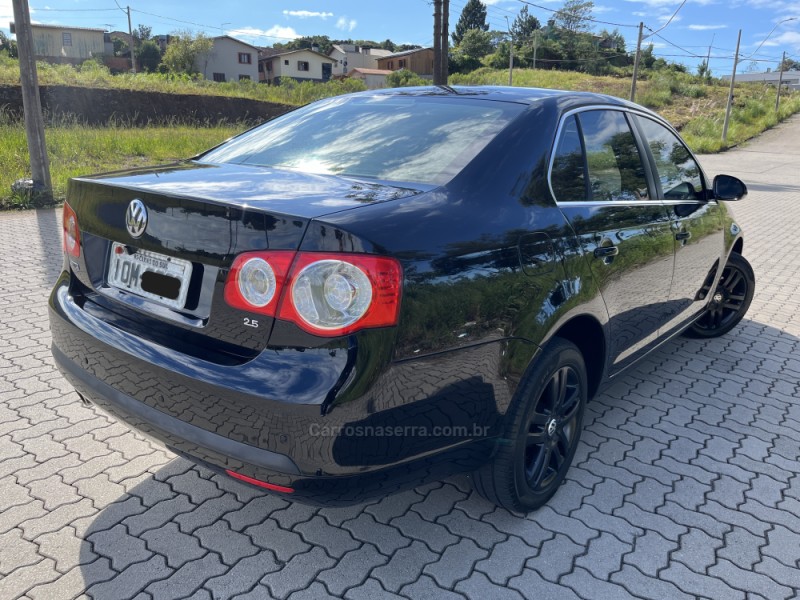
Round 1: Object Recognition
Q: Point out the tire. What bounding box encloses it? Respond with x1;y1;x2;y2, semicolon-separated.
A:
686;253;755;339
472;338;588;513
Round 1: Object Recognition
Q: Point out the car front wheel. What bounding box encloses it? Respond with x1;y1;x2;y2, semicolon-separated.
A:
687;253;755;338
472;338;587;512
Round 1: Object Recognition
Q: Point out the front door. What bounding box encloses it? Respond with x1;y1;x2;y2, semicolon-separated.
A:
322;63;332;81
632;115;725;335
551;109;676;374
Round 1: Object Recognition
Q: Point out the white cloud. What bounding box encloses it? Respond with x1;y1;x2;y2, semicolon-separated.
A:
1;0;15;32
228;25;300;42
282;10;334;19
688;24;728;30
336;17;357;32
760;29;800;47
593;5;618;13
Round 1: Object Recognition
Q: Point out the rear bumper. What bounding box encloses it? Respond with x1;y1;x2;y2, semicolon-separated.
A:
50;274;511;504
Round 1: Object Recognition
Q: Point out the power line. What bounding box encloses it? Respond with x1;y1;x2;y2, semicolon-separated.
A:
516;0;640;29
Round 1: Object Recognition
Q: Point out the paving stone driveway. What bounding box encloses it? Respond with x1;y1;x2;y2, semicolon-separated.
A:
2;115;800;600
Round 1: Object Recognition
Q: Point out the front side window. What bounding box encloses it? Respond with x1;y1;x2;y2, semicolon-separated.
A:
62;32;72;47
238;52;252;64
298;61;310;72
578;110;649;202
551;116;587;202
635;116;704;200
199;96;525;186
213;72;226;82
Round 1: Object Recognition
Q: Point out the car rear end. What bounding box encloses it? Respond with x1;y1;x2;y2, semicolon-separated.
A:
49;89;530;503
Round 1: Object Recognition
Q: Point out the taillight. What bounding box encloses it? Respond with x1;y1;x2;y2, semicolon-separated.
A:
224;251;402;336
62;202;80;258
224;251;295;316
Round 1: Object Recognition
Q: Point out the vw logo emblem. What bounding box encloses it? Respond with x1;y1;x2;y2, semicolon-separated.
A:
125;199;147;239
547;419;557;437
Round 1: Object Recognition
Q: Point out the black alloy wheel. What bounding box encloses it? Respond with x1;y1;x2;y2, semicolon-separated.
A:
523;365;582;493
688;253;755;338
472;338;588;512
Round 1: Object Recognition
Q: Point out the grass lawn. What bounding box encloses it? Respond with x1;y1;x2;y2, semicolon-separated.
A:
0;122;246;209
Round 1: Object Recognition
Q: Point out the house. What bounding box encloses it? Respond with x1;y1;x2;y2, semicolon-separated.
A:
195;36;259;83
723;70;800;91
28;24;112;65
257;47;282;83
329;44;393;76
259;48;336;85
376;48;434;78
348;67;393;90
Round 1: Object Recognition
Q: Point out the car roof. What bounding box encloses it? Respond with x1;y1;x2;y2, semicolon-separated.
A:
357;85;660;118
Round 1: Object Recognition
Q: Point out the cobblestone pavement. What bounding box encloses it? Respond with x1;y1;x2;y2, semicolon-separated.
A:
2;115;800;600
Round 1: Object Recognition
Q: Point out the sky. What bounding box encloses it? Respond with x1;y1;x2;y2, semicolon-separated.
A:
2;0;799;75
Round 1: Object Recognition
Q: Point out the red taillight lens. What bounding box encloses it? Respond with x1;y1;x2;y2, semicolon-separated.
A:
224;251;295;315
224;251;402;336
278;253;402;336
62;202;80;258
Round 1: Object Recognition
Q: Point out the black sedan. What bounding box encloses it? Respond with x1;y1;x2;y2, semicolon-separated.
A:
50;86;754;512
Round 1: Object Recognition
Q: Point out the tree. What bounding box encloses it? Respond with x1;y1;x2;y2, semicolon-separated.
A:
0;31;18;58
387;69;427;87
697;59;711;80
511;5;540;42
452;0;489;45
134;25;153;46
553;0;593;34
111;35;130;58
779;57;800;72
137;40;162;72
161;31;213;76
452;28;494;73
275;35;334;55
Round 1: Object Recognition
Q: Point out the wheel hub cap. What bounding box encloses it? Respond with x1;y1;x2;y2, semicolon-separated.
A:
713;292;724;303
547;419;558;437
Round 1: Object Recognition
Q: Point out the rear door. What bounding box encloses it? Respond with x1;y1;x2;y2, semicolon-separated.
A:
552;108;675;374
632;115;725;335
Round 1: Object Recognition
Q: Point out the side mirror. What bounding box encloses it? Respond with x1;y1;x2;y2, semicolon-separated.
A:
713;174;747;201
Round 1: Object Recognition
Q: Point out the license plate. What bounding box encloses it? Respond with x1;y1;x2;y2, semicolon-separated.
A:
107;242;192;310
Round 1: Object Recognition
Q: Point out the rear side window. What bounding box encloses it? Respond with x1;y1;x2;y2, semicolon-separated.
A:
578;110;649;202
634;116;704;200
550;116;587;202
199;96;525;186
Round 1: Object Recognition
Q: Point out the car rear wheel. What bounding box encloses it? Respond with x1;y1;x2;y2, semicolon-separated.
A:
472;338;587;512
686;253;754;339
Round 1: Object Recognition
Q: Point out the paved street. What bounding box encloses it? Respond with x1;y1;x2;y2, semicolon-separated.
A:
1;115;800;600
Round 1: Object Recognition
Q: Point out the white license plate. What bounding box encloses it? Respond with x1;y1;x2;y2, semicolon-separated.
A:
107;242;192;310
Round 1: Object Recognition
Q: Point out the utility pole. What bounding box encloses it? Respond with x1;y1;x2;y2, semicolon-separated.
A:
126;6;136;74
704;33;714;84
433;0;442;85
533;30;538;70
629;22;644;102
506;16;513;86
722;29;742;144
776;50;786;113
440;0;449;85
11;0;52;202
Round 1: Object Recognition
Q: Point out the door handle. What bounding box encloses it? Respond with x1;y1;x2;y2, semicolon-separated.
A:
675;231;692;241
593;246;619;258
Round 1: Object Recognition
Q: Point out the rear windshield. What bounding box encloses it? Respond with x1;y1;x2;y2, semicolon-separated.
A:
198;95;525;186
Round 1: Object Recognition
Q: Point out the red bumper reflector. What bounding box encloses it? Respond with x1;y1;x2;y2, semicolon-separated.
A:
225;469;294;493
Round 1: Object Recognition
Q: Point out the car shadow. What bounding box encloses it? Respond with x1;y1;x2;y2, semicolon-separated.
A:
75;316;798;598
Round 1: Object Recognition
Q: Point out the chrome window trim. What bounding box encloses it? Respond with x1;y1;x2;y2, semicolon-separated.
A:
547;105;694;207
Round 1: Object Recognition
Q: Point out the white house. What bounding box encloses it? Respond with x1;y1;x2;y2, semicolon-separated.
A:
259;49;336;85
723;70;800;90
195;36;259;83
329;44;393;76
348;67;393;90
